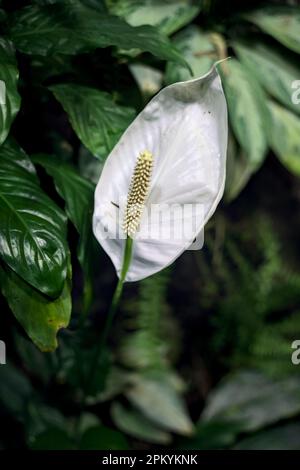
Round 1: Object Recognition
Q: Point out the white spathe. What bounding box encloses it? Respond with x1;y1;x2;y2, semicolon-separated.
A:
93;65;228;282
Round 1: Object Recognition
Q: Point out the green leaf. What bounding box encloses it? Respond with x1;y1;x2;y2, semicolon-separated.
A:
126;371;194;436
26;402;67;444
111;401;171;445
268;101;300;177
165;26;218;84
62;340;110;395
0;38;21;145
9;2;188;67
234;423;300;450
246;7;300;54
31;154;94;234
224;133;253;202
30;428;75;450
129;63;163;99
0;141;68;297
0;361;67;441
234;41;300;116
49;84;135;161
221;59;269;168
107;0;201;36
79;425;129;450
0;262;72;351
78;145;103;184
178;420;241;450
14;333;53;384
25;146;100;327
86;366;131;404
0;362;32;418
202;371;300;434
76;412;101;436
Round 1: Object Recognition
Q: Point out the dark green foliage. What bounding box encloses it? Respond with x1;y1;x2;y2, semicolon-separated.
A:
1;0;300;452
118;269;174;370
0;141;69;297
198;217;300;377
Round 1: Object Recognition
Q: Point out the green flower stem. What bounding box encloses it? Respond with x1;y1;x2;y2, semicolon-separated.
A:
96;236;133;358
85;236;133;395
75;237;133;443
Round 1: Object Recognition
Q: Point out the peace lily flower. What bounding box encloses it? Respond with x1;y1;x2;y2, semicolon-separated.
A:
93;65;228;282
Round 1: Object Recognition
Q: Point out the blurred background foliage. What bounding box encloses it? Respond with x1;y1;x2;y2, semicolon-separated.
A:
1;0;300;450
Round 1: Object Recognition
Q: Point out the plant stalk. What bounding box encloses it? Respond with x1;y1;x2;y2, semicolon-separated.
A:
84;237;133;398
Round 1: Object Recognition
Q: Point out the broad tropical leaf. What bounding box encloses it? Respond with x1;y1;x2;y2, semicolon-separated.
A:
234;41;300;116
234;423;300;450
9;2;188;67
178;421;241;450
79;425;129;450
0;262;71;352
221;59;269;168
247;7;300;54
30;428;75;450
31;154;94;239
111;401;171;444
129;63;163;99
268;101;300;177
0;38;21;145
0;141;68;297
126;372;194;435
165;26;218;84
224;133;252;202
202;371;300;433
0;362;32;418
49;84;136;160
108;0;201;36
31;153;95;274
